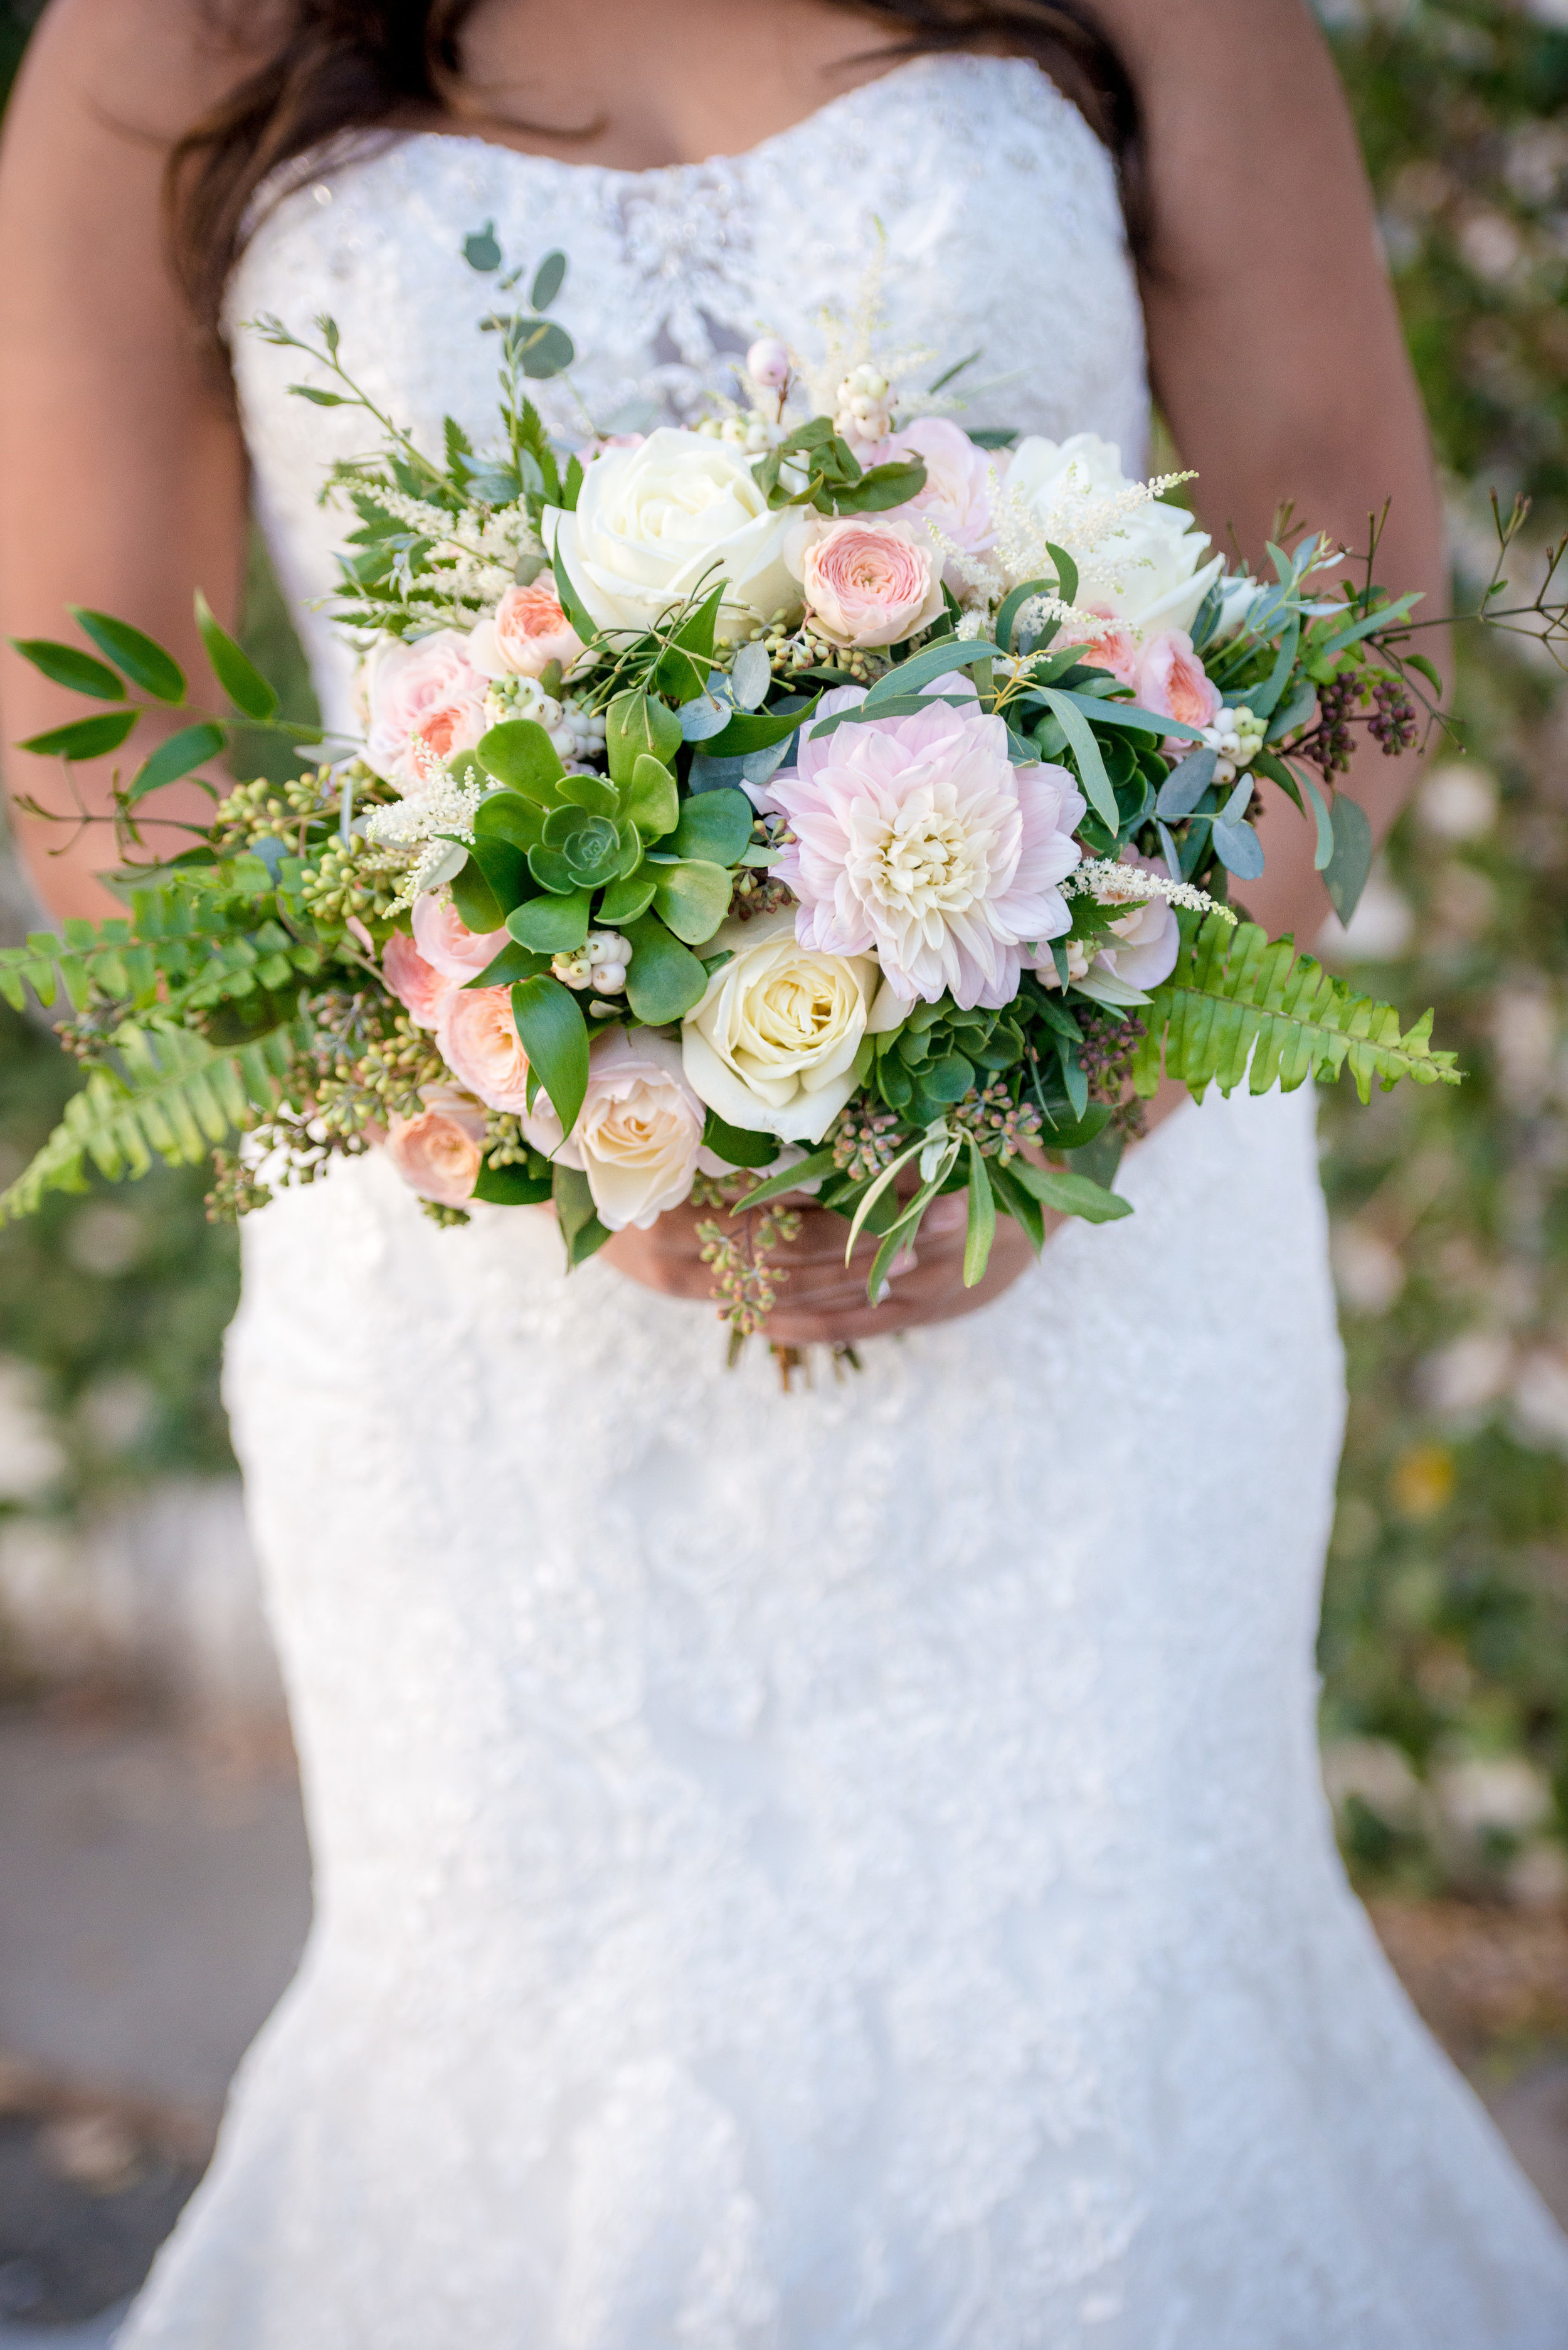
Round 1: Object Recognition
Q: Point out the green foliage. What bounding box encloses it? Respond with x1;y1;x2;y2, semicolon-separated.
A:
1135;911;1461;1105
0;1024;295;1225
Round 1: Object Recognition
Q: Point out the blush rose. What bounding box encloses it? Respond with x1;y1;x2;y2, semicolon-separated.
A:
468;573;584;680
384;1086;487;1209
363;630;490;786
792;516;946;649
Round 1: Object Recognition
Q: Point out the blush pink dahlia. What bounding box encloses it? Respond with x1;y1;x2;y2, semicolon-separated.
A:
767;688;1085;1009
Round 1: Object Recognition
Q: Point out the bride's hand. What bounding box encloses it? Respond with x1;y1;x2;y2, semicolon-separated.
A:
598;1189;1048;1346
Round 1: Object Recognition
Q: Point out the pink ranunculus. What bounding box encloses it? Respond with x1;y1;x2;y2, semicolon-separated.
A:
521;1029;706;1230
867;417;997;585
1052;602;1141;691
468;573;585;680
383;930;455;1031
411;894;507;982
793;516;946;649
363;630;490;785
1136;630;1222;734
437;986;531;1113
384;1085;486;1209
767;685;1084;1010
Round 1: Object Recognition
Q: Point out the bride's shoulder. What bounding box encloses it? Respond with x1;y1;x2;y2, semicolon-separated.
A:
9;0;285;138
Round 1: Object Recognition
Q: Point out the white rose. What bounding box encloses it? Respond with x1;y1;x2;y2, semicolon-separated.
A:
542;428;798;643
1005;431;1223;637
520;1028;706;1231
681;905;879;1144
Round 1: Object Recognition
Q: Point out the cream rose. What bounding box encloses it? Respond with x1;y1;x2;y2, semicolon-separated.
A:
384;1085;486;1208
681;905;879;1144
363;629;490;785
1004;432;1223;637
437;986;531;1113
468;573;584;679
521;1029;707;1231
543;428;797;642
792;515;946;649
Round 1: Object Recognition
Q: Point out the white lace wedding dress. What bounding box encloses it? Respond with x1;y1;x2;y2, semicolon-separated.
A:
119;53;1568;2350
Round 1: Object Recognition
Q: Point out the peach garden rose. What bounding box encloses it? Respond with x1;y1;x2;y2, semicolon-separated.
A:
468;573;584;679
437;986;532;1114
363;629;491;785
792;516;946;649
382;930;453;1031
384;1087;486;1209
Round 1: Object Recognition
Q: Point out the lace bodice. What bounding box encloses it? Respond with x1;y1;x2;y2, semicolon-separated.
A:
227;53;1147;735
121;51;1568;2350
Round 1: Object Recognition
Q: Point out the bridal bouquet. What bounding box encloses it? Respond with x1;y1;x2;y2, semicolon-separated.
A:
3;240;1469;1337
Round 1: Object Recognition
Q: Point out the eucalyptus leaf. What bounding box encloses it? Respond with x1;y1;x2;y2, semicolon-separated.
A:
529;249;566;311
729;640;771;710
679;685;733;742
1156;747;1217;819
1323;792;1374;923
462;220;502;272
1034;688;1116;830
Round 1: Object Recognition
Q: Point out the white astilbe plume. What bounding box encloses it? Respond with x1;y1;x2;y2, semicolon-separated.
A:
364;738;484;910
982;460;1198;602
339;483;541;614
1066;858;1236;923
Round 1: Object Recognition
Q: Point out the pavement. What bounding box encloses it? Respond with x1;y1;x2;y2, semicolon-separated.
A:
0;1693;1565;2334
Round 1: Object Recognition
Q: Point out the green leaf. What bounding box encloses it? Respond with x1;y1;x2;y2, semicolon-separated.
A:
653;585;726;703
0;1021;295;1224
70;609;186;704
832;459;926;513
510;975;590;1131
1246;616;1300;725
702;694;820;758
591;869;652;932
474;788;547;852
1138;908;1460;1107
701;1109;778;1167
194;591;278;720
860;641;1006;710
289;385;352;407
508;890;591;952
544;545;598;649
1324;792;1374;924
18;710;138;762
993;578;1056;656
1044;541;1079;609
465;940;551;989
471;1157;554;1205
10;637;125;700
740;1144;839;1208
449;856;506;934
1008;1161;1133;1223
622;913;710;1023
620;752;679;841
476;719;566;803
514;317;576;380
1034;688;1118;829
606;691;683;785
127;722;227;802
551;1162;612;1268
557;770;620;816
463;219;502;272
530;248;567;310
650;858;733;944
669;787;753;865
962;1135;996;1285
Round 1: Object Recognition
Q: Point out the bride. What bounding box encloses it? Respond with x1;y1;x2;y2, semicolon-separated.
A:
3;1;1566;2342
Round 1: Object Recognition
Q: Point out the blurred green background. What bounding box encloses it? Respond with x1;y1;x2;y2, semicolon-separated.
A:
2;0;1567;1894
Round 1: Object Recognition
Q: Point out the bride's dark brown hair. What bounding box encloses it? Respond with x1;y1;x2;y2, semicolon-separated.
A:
167;0;1145;339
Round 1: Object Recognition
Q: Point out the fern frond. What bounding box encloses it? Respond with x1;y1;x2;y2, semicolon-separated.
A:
0;919;158;1014
1132;911;1461;1105
0;1021;299;1225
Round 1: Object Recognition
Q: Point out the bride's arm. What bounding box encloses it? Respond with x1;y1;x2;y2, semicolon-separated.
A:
0;0;268;921
607;0;1448;1341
